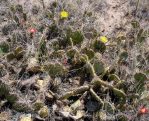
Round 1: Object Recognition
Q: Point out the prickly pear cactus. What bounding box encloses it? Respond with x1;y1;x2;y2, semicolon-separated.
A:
0;41;9;54
0;1;148;120
67;48;79;59
118;50;128;64
66;30;84;45
42;63;67;78
93;39;106;53
92;59;105;76
0;83;9;98
0;82;18;106
6;46;24;61
134;72;147;94
81;47;95;60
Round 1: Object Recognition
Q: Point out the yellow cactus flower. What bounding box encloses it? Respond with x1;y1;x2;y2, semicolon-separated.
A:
60;10;69;19
100;36;108;43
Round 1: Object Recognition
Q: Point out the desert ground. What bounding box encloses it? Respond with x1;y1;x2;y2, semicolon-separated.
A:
0;0;149;121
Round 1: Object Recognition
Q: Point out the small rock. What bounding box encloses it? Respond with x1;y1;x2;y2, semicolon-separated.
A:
70;99;83;111
38;106;49;118
45;92;54;102
60;111;70;118
28;57;38;68
37;79;44;87
98;111;107;120
52;104;58;111
71;110;85;120
33;79;48;90
20;114;32;121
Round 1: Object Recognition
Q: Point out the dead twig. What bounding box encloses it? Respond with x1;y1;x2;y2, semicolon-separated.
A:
59;85;90;100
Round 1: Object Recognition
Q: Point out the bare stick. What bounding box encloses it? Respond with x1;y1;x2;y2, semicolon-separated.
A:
59;85;90;100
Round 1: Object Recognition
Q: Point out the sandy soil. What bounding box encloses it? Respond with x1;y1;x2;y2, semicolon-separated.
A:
6;0;148;36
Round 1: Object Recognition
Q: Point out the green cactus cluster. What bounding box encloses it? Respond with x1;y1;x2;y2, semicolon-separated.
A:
48;22;146;118
41;27;129;108
1;19;147;119
53;32;130;113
